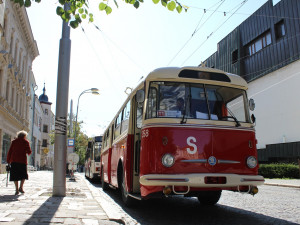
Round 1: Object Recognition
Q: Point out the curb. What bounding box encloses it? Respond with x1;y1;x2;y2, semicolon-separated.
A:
80;174;138;225
264;183;300;188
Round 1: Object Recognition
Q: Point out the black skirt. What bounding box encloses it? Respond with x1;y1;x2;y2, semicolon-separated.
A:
10;162;28;181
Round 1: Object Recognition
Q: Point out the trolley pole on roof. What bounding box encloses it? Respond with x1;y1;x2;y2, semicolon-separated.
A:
53;3;71;197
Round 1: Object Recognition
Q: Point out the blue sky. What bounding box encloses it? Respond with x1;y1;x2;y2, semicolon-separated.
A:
27;0;268;137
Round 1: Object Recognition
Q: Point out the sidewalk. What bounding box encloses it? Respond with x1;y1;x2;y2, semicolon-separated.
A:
0;171;121;225
264;178;300;188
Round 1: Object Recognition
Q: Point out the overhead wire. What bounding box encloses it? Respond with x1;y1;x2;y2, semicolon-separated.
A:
167;0;226;66
79;25;118;89
181;0;248;66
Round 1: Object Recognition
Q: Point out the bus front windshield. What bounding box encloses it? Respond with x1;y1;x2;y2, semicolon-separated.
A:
94;142;101;161
146;81;250;123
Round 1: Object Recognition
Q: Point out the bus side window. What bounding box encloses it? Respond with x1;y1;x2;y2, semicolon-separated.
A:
114;112;122;139
121;101;130;134
137;106;142;128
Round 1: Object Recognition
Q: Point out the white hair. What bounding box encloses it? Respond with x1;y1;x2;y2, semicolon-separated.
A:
17;130;28;138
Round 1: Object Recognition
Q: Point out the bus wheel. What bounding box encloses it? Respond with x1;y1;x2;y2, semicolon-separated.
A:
120;169;135;207
101;170;109;191
197;190;222;205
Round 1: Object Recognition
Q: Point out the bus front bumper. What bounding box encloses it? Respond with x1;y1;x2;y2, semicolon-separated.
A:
140;173;265;187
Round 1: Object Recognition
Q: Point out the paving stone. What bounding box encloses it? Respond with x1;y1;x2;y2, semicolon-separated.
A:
82;218;99;225
0;171;120;225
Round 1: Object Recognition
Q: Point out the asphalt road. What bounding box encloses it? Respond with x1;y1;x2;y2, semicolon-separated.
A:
90;180;300;225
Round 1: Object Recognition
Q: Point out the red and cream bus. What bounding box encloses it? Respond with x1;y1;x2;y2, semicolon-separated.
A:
85;136;102;180
100;66;264;206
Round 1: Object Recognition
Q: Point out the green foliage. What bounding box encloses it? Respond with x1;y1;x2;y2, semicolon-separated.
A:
10;0;188;29
259;163;300;179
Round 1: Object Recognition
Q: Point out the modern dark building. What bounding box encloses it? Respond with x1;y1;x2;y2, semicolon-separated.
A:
203;0;300;163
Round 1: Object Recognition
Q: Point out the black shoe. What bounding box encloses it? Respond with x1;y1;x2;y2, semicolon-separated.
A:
19;188;25;193
15;190;19;195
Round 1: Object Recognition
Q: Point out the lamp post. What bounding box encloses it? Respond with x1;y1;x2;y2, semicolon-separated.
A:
31;85;38;167
73;88;99;152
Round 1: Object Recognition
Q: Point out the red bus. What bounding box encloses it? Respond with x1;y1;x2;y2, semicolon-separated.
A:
85;136;102;180
100;67;264;206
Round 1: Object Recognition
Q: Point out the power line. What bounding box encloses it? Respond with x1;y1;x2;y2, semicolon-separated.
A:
188;2;300;21
181;0;248;66
79;25;117;88
167;0;226;66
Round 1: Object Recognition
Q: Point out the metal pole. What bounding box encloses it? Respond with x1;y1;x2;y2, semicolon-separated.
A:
53;3;71;197
73;90;86;153
73;94;80;153
30;85;38;167
73;89;99;153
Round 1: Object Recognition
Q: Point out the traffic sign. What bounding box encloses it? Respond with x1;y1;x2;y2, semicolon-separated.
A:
67;138;75;147
67;153;79;164
68;163;77;171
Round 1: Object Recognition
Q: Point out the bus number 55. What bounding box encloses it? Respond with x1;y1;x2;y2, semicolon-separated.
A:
142;129;149;139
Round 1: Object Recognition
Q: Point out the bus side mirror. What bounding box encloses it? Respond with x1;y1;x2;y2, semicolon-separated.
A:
136;89;145;103
249;98;255;111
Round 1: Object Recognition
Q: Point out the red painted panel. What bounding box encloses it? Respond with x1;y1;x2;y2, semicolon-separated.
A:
139;125;258;197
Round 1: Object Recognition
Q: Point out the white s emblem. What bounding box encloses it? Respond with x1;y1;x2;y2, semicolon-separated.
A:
187;136;197;154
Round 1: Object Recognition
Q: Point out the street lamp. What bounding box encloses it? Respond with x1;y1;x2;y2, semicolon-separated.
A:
73;88;100;152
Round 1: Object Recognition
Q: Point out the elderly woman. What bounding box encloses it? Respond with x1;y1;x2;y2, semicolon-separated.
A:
7;130;32;195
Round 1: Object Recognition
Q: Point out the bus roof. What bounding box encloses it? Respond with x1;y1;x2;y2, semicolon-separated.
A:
146;67;248;88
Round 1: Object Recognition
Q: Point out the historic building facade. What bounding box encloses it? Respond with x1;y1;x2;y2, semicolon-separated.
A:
203;0;300;162
0;0;54;172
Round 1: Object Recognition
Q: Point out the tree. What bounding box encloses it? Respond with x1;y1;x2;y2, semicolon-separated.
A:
10;0;188;28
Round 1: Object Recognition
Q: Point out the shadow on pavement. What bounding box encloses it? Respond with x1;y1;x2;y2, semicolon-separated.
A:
0;194;20;202
89;181;299;225
24;197;63;225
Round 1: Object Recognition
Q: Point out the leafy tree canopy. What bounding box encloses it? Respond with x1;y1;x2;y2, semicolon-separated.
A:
11;0;188;28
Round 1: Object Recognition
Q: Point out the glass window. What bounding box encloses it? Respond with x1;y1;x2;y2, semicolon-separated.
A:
42;139;47;147
146;87;157;118
146;81;250;123
94;141;101;161
255;39;262;52
136;106;142;129
1;133;11;164
114;112;122;139
121;101;130;134
246;31;271;56
275;20;286;39
37;140;41;154
43;125;48;133
147;82;186;118
266;32;271;45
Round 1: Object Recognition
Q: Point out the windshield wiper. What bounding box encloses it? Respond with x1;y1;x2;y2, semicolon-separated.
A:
180;95;190;124
180;110;186;124
225;107;241;127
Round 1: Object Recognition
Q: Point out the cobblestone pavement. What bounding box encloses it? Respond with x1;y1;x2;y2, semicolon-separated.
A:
0;170;299;225
0;171;121;225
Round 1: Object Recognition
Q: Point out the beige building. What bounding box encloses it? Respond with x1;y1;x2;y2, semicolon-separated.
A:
0;0;54;172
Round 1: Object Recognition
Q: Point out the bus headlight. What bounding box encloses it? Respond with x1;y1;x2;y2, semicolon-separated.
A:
246;156;257;168
162;154;175;167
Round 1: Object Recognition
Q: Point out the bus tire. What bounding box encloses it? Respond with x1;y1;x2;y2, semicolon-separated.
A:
101;169;109;191
119;168;135;207
197;190;222;205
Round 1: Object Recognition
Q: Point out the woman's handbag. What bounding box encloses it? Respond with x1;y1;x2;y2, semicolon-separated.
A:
6;164;10;172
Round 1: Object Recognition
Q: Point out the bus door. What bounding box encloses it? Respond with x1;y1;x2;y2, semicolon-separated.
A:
132;95;143;193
